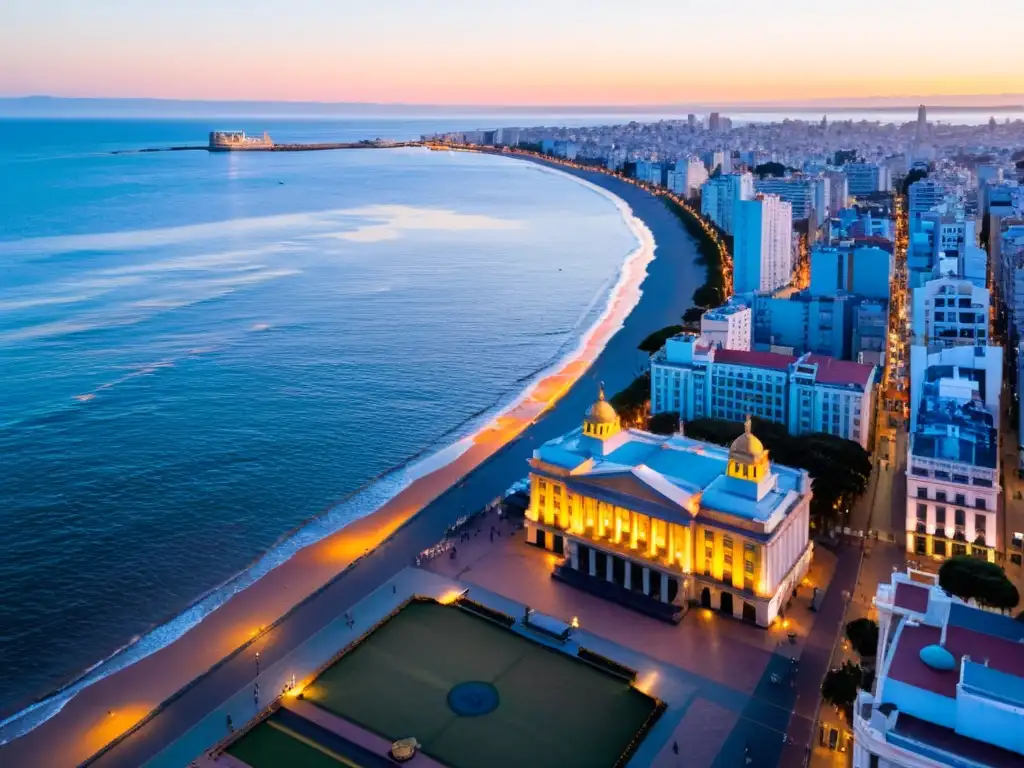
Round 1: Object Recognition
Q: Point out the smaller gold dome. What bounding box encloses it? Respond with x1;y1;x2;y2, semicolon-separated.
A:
730;415;765;458
585;384;618;424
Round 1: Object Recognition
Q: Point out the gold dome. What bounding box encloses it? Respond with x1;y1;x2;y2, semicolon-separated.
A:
585;384;619;424
730;415;765;458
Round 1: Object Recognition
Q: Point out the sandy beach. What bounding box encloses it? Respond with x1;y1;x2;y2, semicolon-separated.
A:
0;159;704;767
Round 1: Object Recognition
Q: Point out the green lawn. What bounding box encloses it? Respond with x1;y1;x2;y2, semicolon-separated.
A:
227;714;345;768
302;601;657;768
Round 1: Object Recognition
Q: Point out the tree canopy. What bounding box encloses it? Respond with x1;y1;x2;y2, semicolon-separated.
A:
754;162;789;178
938;556;1020;610
901;167;928;195
648;411;680;435
609;373;650;428
638;325;685;354
682;307;704;324
821;661;866;712
845;617;879;658
684;417;871;527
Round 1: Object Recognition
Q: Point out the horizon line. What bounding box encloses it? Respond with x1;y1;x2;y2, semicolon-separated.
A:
3;94;1024;114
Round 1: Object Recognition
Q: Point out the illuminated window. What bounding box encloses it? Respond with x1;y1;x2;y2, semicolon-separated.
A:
704;530;714;542
744;559;754;574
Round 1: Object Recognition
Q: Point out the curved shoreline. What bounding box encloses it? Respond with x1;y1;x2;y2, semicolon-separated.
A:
0;157;657;759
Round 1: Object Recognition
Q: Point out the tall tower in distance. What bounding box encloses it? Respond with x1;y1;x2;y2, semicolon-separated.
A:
916;104;928;141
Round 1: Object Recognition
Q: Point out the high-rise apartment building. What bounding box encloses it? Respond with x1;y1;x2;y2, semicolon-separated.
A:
733;194;793;294
700;172;754;234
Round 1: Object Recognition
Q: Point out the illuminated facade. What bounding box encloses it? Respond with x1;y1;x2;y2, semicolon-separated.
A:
525;388;813;627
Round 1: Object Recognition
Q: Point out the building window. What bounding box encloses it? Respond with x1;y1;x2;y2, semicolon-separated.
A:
916;504;927;521
915;536;926;554
975;514;987;534
955;493;966;506
724;553;733;567
916;487;928;499
933;539;947;556
953;543;967;557
935;506;946;525
974;498;987;510
705;530;714;542
955;508;966;526
723;536;733;550
935;490;947;503
744;559;754;575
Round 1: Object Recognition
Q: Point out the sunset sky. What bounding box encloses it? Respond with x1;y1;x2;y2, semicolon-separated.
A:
3;0;1023;105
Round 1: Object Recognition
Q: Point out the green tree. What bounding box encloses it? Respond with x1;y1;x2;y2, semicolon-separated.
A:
682;307;704;324
683;416;871;529
648;411;680;435
609;373;650;428
754;161;788;178
638;325;686;354
821;661;865;713
901;167;928;195
939;556;1020;610
845;617;879;658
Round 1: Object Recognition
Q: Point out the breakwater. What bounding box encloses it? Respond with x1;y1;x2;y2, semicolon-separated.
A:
111;141;415;155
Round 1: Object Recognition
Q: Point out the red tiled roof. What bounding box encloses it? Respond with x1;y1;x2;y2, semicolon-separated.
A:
804;355;876;389
894;582;930;614
714;349;796;371
713;350;875;389
888;622;1024;699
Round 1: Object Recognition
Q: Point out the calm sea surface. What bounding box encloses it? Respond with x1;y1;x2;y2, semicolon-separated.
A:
0;119;638;711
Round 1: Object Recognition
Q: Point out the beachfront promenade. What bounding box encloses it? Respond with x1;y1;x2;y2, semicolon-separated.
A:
0;163;705;767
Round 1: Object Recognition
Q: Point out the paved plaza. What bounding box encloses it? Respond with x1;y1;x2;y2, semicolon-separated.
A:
424;509;849;767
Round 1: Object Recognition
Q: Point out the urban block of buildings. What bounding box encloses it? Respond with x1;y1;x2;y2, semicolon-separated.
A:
651;336;876;449
854;568;1024;767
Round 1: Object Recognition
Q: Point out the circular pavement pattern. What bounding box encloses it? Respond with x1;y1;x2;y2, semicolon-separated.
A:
447;681;500;716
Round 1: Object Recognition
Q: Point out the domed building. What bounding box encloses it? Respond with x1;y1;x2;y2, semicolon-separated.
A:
524;386;812;627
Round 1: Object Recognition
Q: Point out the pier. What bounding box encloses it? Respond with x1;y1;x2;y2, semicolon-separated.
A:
111;140;417;155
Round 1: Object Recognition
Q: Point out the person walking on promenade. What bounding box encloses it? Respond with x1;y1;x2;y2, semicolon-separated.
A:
253;682;260;708
255;650;260;676
226;713;234;733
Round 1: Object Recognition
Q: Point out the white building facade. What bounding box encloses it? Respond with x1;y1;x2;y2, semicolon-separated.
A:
733;194;793;294
650;339;876;449
905;344;1002;562
700;303;752;350
910;277;989;347
853;569;1024;767
700;172;754;234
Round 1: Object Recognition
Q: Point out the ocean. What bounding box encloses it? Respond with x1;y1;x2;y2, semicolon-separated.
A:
0;118;641;714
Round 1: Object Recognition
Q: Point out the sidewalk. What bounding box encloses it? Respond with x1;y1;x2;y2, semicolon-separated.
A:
805;540;907;768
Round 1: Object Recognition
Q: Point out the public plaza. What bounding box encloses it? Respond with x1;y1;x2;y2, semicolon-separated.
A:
188;392;847;768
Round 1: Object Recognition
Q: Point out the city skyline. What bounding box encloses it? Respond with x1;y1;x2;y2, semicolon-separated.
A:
4;0;1024;106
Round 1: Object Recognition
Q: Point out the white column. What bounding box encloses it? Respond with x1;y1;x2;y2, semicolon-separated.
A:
625;559;632;590
667;523;675;566
642;567;651;595
571;543;580;570
588;548;596;577
660;572;669;603
630;511;639;549
606;554;614;582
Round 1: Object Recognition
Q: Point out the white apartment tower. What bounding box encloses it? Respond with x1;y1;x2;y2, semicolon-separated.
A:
700;172;754;234
733;194;793;294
